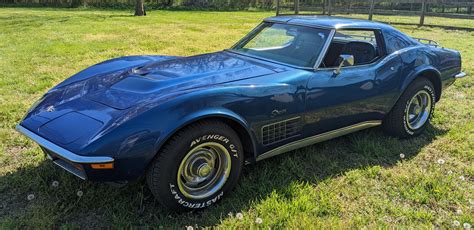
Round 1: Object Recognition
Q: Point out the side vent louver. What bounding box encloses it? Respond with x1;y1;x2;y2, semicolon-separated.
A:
262;117;302;146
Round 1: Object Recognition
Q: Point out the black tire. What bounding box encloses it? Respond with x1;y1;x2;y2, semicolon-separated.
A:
382;78;436;138
146;120;243;212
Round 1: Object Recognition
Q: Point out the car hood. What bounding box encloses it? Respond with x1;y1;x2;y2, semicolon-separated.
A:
86;51;279;109
19;51;283;152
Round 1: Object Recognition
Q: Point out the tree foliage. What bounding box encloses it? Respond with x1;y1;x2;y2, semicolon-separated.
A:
0;0;300;9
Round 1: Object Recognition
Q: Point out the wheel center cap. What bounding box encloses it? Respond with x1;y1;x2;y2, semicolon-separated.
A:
197;163;212;177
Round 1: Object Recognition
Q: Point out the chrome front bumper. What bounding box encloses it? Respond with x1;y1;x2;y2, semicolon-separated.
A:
16;125;114;180
454;72;467;79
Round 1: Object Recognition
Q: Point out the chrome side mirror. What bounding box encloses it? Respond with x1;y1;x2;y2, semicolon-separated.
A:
333;54;354;75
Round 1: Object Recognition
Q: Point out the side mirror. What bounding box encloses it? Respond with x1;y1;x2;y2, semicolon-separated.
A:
333;54;354;75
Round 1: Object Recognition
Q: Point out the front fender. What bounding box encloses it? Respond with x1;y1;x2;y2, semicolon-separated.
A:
154;107;257;159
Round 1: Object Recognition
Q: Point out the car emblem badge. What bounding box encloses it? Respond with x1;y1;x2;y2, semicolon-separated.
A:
46;105;55;112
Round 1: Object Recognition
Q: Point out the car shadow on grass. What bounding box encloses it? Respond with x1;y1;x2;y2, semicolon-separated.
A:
0;124;447;228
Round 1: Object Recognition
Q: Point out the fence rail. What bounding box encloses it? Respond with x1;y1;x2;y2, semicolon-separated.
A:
276;0;474;26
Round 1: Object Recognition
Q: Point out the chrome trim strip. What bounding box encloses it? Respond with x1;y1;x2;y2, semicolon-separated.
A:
53;159;87;180
313;29;336;69
16;125;114;164
256;120;382;161
454;72;467;78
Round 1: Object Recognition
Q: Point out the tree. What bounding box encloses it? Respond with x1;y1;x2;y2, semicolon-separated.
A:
134;0;146;16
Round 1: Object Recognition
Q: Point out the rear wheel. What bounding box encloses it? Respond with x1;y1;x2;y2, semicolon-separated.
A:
382;78;436;138
146;120;243;211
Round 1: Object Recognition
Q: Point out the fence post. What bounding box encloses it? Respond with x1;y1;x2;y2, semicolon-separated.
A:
420;0;426;26
322;0;326;15
368;0;375;20
327;0;332;16
276;0;280;15
294;0;299;14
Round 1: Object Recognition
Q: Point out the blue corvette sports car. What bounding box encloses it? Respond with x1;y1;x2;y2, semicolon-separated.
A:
17;16;466;211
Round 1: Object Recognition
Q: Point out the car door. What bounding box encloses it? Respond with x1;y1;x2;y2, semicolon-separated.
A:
302;29;403;137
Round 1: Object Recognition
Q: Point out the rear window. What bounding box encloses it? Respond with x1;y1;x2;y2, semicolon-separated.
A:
384;32;413;54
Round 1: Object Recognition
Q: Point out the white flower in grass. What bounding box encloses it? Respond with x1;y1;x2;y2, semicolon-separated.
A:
448;170;453;175
76;190;83;197
27;194;35;201
453;220;460;226
454;92;465;99
464;223;471;229
255;217;263;224
51;181;59;187
399;153;405;159
437;159;445;164
186;226;194;230
459;176;466;181
236;212;243;220
469;199;474;205
456;209;463;215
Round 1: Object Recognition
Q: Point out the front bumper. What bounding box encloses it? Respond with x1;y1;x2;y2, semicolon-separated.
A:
16;125;114;180
454;72;467;79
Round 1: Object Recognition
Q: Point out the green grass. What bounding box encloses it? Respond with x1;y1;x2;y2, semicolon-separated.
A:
0;8;473;229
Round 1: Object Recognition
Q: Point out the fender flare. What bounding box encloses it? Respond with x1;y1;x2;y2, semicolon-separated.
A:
152;108;258;162
399;65;442;100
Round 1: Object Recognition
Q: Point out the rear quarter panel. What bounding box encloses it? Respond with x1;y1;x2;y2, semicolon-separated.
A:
379;44;460;110
428;47;462;89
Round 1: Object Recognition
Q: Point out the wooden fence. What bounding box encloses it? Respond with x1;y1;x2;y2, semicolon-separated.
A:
276;0;474;26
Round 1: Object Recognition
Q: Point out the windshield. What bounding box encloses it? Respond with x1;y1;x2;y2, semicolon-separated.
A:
231;22;331;68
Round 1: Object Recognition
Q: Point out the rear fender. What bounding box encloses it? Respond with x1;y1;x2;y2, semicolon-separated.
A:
398;65;441;103
400;66;441;93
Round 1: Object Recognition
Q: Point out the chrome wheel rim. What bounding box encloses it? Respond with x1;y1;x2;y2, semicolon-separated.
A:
177;142;231;199
406;90;432;130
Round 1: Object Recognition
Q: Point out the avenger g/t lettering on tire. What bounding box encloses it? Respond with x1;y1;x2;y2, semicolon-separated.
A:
146;120;243;211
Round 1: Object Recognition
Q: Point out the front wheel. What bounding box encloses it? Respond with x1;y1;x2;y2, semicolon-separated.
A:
382;78;436;138
146;120;243;211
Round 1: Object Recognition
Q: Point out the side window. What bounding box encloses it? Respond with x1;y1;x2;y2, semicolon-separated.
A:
335;30;377;43
384;32;412;54
322;29;381;68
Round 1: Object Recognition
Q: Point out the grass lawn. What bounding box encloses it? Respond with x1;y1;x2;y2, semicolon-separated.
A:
0;8;473;229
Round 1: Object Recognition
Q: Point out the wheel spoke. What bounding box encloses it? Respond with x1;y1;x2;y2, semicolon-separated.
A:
415;95;421;106
177;142;231;199
406;90;432;130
